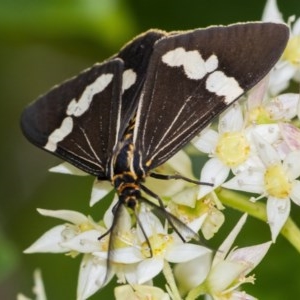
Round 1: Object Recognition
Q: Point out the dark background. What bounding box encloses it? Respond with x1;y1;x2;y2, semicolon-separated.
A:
0;0;300;299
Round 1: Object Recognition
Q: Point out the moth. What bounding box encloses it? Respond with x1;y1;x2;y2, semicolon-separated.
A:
21;22;289;243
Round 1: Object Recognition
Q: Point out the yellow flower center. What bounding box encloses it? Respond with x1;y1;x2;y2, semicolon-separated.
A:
141;234;172;258
282;36;300;66
215;132;250;167
99;235;110;252
248;106;272;124
264;164;292;198
78;222;94;232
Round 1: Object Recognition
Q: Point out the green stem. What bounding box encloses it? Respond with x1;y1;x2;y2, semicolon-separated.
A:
217;188;300;252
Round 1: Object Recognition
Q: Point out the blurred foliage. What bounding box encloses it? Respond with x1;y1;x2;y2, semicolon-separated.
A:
0;0;300;299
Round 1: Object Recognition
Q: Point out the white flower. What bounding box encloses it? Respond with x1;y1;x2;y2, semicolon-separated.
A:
246;76;300;123
205;214;271;300
169;186;225;240
262;0;300;95
23;208;116;299
174;249;212;295
174;215;270;299
114;284;170;300
193;103;258;198
245;76;300;158
223;133;300;241
77;254;112;300
130;206;211;284
17;269;47;300
77;201;145;299
24;208;104;254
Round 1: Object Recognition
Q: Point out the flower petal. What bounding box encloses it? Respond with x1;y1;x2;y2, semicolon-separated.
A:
192;128;218;154
267;196;290;242
202;209;224;240
103;195;118;229
218;102;243;133
174;252;212;293
77;254;109;300
114;285;135;300
137;208;165;242
280;123;300;152
293;17;300;35
251;131;280;166
136;257;164;284
187;213;208;234
228;241;272;275
214;214;247;266
222;169;265;194
230;291;257;300
133;285;170;300
166;149;194;178
290;180;300;205
232;153;265;175
269;93;299;120
17;269;47;300
89;179;113;207
24;225;69;253
171;186;198;207
247;76;269;110
115;285;170;300
249;124;281;145
146;150;194;197
49;162;88;176
198;158;230;198
60;230;101;253
37;208;88;224
269;62;296;95
165;243;211;263
207;260;246;294
262;0;284;23
283;150;300;180
110;247;143;264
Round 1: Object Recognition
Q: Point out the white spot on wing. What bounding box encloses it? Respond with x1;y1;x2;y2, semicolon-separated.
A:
67;73;113;117
162;47;218;80
122;69;136;93
205;54;218;73
206;71;244;104
44;73;114;152
44;117;73;152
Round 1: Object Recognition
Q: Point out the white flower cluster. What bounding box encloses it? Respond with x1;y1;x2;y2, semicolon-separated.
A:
21;1;300;299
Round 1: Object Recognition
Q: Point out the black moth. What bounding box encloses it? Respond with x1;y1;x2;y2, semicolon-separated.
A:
21;23;288;249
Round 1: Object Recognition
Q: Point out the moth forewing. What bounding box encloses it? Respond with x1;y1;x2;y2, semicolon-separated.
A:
21;59;124;177
134;22;289;170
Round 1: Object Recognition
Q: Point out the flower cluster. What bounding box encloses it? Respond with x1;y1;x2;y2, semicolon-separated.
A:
21;1;300;299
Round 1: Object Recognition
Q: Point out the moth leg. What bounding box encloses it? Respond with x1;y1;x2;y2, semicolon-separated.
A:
140;186;189;242
133;208;153;258
149;172;213;186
